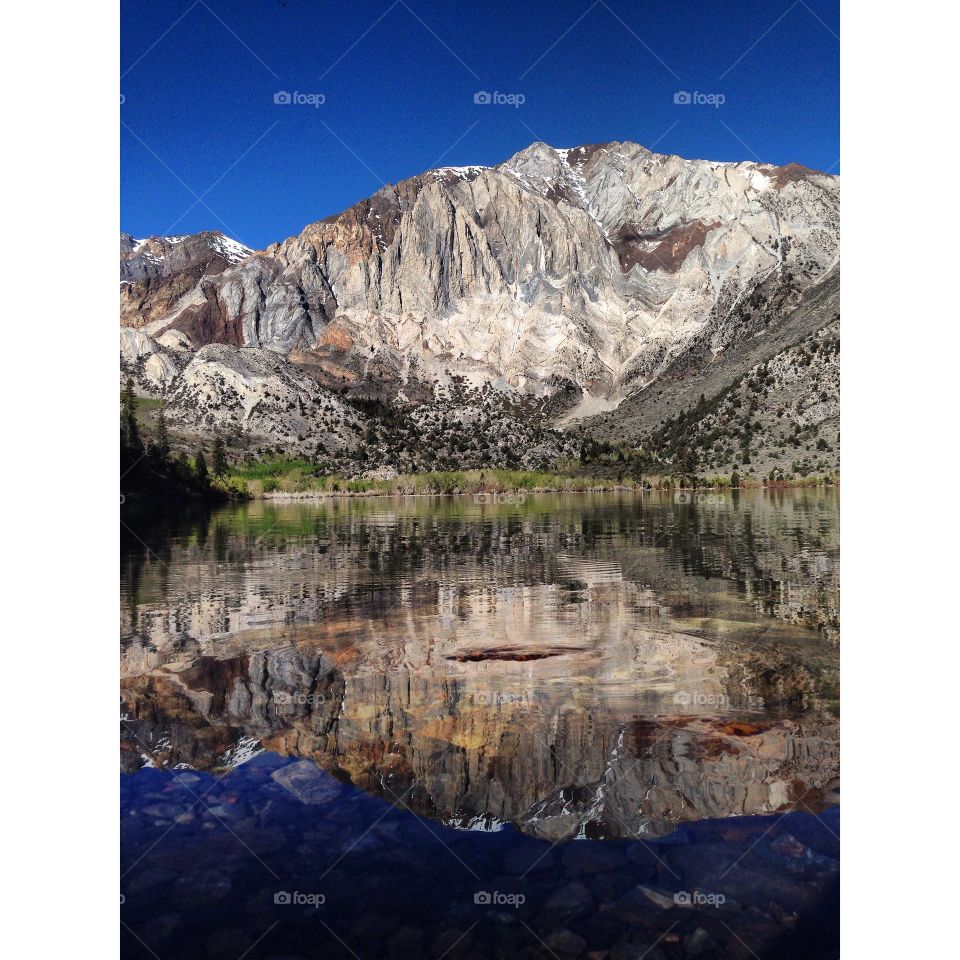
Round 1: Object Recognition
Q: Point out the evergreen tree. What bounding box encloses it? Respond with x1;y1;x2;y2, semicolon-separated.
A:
194;448;209;485
677;444;698;485
121;378;139;451
155;407;170;460
211;436;228;477
174;452;192;484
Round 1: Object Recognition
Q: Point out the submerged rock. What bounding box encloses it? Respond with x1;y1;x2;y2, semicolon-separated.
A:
504;844;558;875
205;928;253;959
270;761;341;805
430;926;474;959
609;941;667;960
635;885;676;910
172;868;232;903
685;926;720;955
540;882;594;924
561;842;628;875
546;928;588;956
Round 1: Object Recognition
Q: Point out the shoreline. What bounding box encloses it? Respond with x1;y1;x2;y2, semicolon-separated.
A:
256;478;839;502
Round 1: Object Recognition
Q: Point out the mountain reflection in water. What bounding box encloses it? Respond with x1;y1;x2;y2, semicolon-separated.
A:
121;490;839;959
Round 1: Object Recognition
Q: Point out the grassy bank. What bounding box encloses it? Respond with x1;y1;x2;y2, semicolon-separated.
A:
226;459;838;499
229;462;632;497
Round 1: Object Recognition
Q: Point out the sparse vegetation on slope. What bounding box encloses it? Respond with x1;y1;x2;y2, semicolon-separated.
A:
640;321;839;482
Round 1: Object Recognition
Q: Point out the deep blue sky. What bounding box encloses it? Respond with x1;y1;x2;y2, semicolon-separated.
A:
121;0;839;250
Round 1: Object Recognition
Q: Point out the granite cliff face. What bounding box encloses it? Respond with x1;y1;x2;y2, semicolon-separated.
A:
120;141;839;453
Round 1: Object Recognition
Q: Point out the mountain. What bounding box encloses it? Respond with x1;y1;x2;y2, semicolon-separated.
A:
119;141;839;473
592;270;840;477
120;230;253;331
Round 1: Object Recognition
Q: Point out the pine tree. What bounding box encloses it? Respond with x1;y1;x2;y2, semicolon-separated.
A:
174;452;192;483
155;407;170;460
211;436;228;477
677;444;697;485
121;378;139;451
194;448;209;485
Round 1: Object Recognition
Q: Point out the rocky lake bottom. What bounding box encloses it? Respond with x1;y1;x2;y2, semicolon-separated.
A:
121;757;838;960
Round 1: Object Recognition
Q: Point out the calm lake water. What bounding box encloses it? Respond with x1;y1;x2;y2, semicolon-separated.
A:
121;490;839;960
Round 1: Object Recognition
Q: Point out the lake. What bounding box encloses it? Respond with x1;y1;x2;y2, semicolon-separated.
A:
121;490;839;959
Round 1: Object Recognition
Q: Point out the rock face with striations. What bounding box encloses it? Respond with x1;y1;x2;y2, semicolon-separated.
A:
120;231;254;334
120;140;839;449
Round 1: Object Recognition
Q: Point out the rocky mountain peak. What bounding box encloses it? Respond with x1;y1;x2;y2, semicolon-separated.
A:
119;230;256;334
120;231;254;277
119;139;839;462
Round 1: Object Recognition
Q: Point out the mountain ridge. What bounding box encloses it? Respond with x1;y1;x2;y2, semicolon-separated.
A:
119;139;839;476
